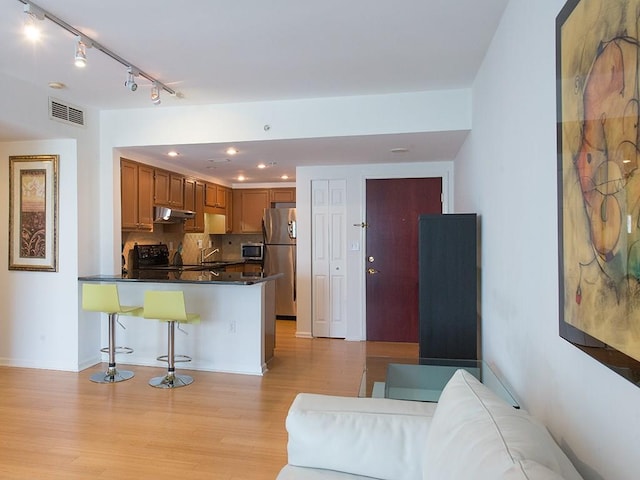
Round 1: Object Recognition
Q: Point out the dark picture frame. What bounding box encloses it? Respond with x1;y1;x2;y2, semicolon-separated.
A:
556;0;640;384
8;155;59;272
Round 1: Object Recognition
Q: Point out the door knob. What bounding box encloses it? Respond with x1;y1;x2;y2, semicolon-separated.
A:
367;268;379;275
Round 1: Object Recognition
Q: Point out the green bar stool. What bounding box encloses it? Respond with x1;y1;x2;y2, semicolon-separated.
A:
143;290;201;388
82;283;142;383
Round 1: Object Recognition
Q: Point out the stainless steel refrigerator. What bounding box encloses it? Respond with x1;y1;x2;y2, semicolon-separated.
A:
263;208;297;318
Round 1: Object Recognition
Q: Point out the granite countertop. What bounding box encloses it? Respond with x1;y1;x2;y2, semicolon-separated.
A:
79;270;281;285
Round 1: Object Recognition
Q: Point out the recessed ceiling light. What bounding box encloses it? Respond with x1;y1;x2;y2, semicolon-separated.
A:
226;147;238;155
390;147;409;153
167;151;179;157
48;82;66;89
281;175;289;180
237;175;246;181
258;163;266;169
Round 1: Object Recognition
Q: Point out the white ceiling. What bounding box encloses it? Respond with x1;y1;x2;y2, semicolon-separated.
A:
0;0;508;183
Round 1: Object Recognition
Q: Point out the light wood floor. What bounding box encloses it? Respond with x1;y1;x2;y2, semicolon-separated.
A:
0;320;416;480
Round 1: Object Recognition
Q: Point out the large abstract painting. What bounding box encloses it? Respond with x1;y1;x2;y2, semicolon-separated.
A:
8;155;58;272
557;0;640;382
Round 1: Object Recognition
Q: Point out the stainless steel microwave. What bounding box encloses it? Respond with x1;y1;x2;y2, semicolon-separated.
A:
241;243;264;260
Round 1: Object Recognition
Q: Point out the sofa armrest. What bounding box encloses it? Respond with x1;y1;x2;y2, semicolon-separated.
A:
285;393;436;480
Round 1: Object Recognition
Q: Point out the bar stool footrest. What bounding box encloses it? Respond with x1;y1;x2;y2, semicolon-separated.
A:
156;354;191;363
100;346;134;355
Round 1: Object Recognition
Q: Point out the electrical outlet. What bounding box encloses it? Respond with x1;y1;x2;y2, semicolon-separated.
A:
197;239;203;248
208;240;212;248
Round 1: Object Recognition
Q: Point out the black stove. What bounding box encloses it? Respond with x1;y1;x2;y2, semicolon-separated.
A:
129;244;171;270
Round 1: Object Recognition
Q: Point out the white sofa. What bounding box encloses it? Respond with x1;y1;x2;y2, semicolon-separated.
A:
277;369;583;480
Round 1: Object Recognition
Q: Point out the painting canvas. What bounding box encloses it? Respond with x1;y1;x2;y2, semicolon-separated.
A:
557;0;640;380
8;155;58;272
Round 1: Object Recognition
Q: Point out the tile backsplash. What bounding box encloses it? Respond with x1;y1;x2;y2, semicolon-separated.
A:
122;225;261;269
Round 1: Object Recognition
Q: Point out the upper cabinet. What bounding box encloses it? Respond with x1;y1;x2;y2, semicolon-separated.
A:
121;158;154;231
205;182;227;211
232;188;296;234
154;169;184;208
184;178;205;233
270;187;296;203
233;189;270;233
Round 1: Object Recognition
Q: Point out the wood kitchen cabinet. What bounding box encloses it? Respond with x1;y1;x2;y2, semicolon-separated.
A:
225;188;233;233
184;178;205;233
270;187;296;203
205;182;227;211
154;169;184;208
121;158;154;231
232;189;270;233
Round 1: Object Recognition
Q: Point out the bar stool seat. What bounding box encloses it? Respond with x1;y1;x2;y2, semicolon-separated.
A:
82;283;142;383
143;290;201;388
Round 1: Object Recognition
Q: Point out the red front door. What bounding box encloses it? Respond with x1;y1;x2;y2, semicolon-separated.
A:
365;178;442;342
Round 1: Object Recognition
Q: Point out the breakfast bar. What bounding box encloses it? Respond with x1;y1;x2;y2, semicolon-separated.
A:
78;271;281;376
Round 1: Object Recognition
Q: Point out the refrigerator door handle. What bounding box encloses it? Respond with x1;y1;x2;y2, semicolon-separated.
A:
288;220;297;239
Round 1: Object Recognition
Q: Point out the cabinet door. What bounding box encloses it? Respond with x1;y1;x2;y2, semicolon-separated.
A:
137;165;154;229
216;185;227;208
183;178;196;231
240;189;269;233
169;174;184;208
271;188;296;203
154;169;171;206
120;160;139;230
225;188;233;233
194;181;205;232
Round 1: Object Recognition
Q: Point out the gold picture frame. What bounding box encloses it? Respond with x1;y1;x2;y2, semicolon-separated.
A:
8;155;59;272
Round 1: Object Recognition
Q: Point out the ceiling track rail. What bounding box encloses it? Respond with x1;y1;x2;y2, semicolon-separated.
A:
17;0;176;96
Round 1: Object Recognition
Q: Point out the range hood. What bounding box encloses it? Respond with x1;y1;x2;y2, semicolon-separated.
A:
153;206;196;223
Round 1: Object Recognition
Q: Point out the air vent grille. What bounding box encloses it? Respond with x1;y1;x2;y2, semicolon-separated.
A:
49;97;85;127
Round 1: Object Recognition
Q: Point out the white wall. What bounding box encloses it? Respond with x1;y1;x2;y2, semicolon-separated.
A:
0;74;102;371
455;1;640;479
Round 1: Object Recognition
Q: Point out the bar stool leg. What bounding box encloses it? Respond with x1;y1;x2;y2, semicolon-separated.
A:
90;313;135;383
149;321;194;388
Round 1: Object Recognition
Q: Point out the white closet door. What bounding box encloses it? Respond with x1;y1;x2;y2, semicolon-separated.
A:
312;179;347;338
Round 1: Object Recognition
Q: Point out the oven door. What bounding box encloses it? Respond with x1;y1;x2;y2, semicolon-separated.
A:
241;243;263;260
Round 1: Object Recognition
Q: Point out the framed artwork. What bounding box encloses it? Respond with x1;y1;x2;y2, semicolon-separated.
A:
557;0;640;384
8;155;59;272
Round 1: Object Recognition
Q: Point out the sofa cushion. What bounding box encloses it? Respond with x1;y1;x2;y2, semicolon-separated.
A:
286;393;436;480
277;464;376;479
422;369;582;480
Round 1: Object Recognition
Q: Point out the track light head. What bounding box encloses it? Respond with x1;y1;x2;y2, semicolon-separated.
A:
125;68;138;91
23;3;44;41
74;39;87;68
151;84;161;105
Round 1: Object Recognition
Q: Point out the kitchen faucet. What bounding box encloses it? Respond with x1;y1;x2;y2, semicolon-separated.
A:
200;247;220;264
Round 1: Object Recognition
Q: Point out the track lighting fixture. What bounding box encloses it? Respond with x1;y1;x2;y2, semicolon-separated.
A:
74;38;88;68
23;3;44;41
17;0;177;101
125;68;138;91
150;83;161;105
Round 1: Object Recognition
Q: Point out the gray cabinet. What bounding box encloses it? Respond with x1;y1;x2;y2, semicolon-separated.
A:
418;214;478;359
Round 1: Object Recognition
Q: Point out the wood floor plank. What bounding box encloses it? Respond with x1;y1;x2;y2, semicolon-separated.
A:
0;320;416;479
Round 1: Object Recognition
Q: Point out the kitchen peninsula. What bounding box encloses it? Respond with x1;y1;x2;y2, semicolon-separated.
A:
78;270;281;376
